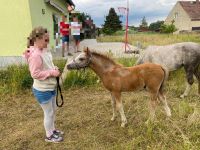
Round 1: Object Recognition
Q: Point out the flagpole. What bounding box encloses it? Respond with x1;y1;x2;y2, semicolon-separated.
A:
124;0;129;53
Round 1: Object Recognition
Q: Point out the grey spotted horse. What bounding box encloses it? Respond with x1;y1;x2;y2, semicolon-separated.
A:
136;42;200;98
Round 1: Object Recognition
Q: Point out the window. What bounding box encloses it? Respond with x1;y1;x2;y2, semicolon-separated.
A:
174;12;178;19
192;27;200;31
52;14;59;39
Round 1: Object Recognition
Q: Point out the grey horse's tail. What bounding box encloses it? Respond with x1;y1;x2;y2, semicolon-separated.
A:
159;65;169;94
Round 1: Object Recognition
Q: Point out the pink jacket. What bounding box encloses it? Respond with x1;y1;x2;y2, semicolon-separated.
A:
23;46;60;80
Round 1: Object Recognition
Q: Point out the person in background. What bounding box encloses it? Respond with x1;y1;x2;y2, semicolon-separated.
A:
60;15;72;56
71;16;82;53
23;26;64;143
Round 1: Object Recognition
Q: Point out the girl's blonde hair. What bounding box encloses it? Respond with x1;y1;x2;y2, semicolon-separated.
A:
27;26;48;48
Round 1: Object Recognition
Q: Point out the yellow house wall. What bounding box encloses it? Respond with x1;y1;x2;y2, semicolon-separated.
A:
0;0;32;56
0;0;69;56
190;21;200;29
28;0;69;50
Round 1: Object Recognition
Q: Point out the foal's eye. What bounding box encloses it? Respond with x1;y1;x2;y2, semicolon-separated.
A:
79;58;85;61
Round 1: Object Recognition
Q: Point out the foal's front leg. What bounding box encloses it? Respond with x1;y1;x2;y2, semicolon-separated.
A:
110;93;117;121
112;91;127;127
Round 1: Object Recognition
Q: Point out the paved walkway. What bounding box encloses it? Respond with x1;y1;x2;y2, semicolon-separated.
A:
52;39;139;60
0;39;138;68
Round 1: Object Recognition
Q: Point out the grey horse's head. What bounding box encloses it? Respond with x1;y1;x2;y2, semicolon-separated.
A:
67;47;92;70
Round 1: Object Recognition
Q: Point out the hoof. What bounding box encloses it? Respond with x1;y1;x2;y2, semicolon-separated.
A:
166;109;172;117
111;117;116;121
167;112;172;117
121;123;126;128
121;120;127;128
145;119;150;125
180;94;185;99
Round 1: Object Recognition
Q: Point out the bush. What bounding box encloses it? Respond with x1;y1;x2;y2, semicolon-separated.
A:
160;24;177;33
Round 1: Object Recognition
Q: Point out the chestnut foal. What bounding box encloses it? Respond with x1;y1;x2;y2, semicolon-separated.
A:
67;48;171;127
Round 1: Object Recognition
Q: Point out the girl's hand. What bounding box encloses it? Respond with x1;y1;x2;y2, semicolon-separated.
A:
50;69;61;77
54;66;60;70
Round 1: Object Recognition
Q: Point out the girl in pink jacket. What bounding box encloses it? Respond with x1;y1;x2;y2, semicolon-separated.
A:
24;26;63;143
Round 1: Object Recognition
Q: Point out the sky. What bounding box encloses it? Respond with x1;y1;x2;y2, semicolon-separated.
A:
72;0;191;27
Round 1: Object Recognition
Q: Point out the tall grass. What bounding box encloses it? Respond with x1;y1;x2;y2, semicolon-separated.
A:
97;33;200;48
0;58;138;94
0;65;32;94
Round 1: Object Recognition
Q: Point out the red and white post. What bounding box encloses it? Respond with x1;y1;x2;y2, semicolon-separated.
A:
118;0;131;53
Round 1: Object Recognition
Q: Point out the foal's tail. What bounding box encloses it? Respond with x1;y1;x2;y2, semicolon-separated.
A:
159;65;169;94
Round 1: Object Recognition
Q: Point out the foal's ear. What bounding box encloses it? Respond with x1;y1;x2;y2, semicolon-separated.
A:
84;47;91;55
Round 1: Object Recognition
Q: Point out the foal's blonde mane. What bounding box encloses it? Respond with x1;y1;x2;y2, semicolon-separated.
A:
91;51;121;66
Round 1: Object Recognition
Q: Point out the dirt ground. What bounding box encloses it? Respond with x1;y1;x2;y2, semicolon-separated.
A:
1;83;200;149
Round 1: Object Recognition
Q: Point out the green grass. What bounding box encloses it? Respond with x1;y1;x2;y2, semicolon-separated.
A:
97;33;200;48
0;74;200;149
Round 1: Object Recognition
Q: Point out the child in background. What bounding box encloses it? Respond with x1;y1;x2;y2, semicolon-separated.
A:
71;16;82;53
60;15;72;56
23;26;64;143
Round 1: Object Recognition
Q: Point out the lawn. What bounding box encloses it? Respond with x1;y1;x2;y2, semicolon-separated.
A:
97;33;200;48
1;69;200;149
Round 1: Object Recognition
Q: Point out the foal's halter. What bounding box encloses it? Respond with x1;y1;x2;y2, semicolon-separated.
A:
72;54;92;70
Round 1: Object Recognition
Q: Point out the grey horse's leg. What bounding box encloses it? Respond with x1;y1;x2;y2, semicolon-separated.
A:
194;67;200;95
180;65;194;98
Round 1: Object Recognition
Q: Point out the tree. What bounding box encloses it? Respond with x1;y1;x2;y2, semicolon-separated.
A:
149;21;164;31
140;16;148;28
102;8;122;35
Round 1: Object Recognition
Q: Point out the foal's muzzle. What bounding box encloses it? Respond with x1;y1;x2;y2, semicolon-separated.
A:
67;63;88;70
67;64;75;70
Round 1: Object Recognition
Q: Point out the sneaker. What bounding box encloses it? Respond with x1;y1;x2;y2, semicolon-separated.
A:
45;133;63;143
53;129;64;135
67;53;73;56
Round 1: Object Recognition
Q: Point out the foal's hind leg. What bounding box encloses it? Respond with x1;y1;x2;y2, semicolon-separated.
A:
158;92;171;117
180;66;194;98
147;93;158;122
112;91;127;127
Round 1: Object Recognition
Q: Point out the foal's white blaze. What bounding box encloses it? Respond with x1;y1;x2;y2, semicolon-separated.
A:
67;53;86;64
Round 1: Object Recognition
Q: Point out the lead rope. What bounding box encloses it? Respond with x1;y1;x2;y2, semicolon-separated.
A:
56;77;64;107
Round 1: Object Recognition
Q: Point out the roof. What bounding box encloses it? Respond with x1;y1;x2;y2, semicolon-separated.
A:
179;0;200;21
